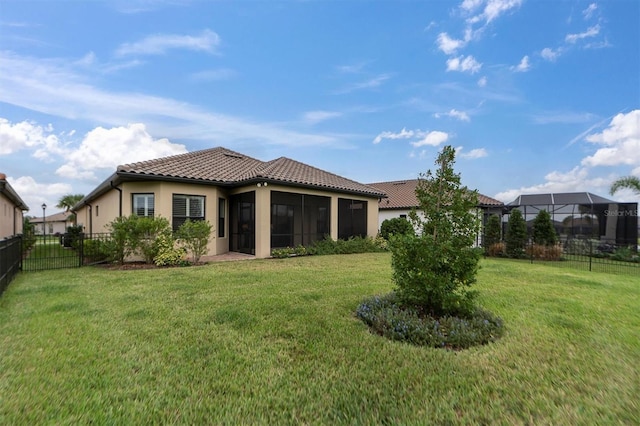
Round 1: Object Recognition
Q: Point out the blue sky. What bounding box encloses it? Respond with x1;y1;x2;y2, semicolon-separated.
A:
1;0;639;214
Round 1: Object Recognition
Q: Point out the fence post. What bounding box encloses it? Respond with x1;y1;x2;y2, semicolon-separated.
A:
79;233;85;267
589;240;593;272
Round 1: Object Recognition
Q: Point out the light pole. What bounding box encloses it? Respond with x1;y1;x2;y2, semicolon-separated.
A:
42;203;47;241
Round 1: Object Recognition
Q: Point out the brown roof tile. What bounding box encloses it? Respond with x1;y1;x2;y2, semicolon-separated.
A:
117;147;385;197
368;179;503;209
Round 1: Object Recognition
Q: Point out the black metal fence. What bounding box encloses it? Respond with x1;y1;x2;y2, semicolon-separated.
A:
1;235;22;295
486;240;639;275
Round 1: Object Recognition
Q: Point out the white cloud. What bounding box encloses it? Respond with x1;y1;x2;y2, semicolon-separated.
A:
412;131;449;147
55;123;188;180
436;32;466;55
477;76;488;87
0;118;60;155
493;166;609;202
582;110;640;167
446;55;482;73
583;3;597;20
115;29;220;56
7;175;73;213
540;47;561;61
459;147;488;159
565;24;600;44
464;0;523;25
0;51;341;148
373;128;415;144
303;110;342;124
511;55;530;72
435;109;470;122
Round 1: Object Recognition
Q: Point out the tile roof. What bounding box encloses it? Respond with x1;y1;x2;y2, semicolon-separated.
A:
117;147;385;197
367;179;503;209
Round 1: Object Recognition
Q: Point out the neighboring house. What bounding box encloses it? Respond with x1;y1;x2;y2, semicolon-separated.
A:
0;173;29;239
507;192;638;247
367;179;504;245
30;211;75;236
73;147;385;258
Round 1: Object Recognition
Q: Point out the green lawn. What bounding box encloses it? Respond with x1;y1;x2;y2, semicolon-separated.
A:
1;254;638;424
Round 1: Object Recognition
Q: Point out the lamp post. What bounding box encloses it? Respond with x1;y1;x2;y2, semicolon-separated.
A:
42;203;47;241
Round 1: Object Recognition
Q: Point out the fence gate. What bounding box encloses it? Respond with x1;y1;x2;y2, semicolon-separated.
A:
22;234;84;272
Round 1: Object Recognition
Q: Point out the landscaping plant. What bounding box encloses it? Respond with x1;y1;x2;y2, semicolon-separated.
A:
379;217;414;240
505;208;527;258
176;219;213;264
483;214;502;256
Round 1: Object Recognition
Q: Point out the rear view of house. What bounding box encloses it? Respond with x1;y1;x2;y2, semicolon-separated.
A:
73;147;385;258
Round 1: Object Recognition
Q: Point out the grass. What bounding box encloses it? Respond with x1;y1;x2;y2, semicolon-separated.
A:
1;253;638;424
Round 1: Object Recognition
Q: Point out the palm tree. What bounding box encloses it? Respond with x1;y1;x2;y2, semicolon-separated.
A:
610;176;640;196
56;194;85;226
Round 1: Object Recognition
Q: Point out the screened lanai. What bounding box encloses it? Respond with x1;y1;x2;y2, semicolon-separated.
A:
506;192;638;247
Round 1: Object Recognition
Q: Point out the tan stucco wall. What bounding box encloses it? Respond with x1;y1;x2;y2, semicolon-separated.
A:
0;192;24;238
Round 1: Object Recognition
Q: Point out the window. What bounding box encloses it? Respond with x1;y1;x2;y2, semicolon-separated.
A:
95;206;99;217
172;194;205;231
218;198;226;238
133;193;154;217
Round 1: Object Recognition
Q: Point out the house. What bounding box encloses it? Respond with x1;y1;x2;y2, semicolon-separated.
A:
73;147;385;258
29;211;75;236
0;173;29;239
367;179;504;245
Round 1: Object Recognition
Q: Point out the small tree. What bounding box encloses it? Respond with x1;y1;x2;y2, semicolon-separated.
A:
380;217;414;240
22;217;37;255
532;210;557;246
483;214;502;254
107;215;142;264
505;209;527;258
390;145;481;317
177;219;213;264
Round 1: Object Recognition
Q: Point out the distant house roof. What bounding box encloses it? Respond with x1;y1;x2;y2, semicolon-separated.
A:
76;147;385;209
367;179;503;210
30;211;74;224
0;173;29;211
508;192;616;206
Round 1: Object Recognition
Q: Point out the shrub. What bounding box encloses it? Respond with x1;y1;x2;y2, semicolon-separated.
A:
380;217;414;240
487;242;505;257
22;217;36;255
505;209;527;258
176;219;213;264
136;217;171;264
307;236;386;256
106;215;172;264
356;293;504;349
483;214;502;254
83;238;113;263
532;210;558;246
526;243;562;261
153;232;187;267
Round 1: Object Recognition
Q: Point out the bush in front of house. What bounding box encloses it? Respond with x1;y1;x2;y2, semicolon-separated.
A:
106;215;173;264
532;210;558;247
356;293;504;349
153;231;187;266
307;235;387;256
176;219;213;264
379;217;415;240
